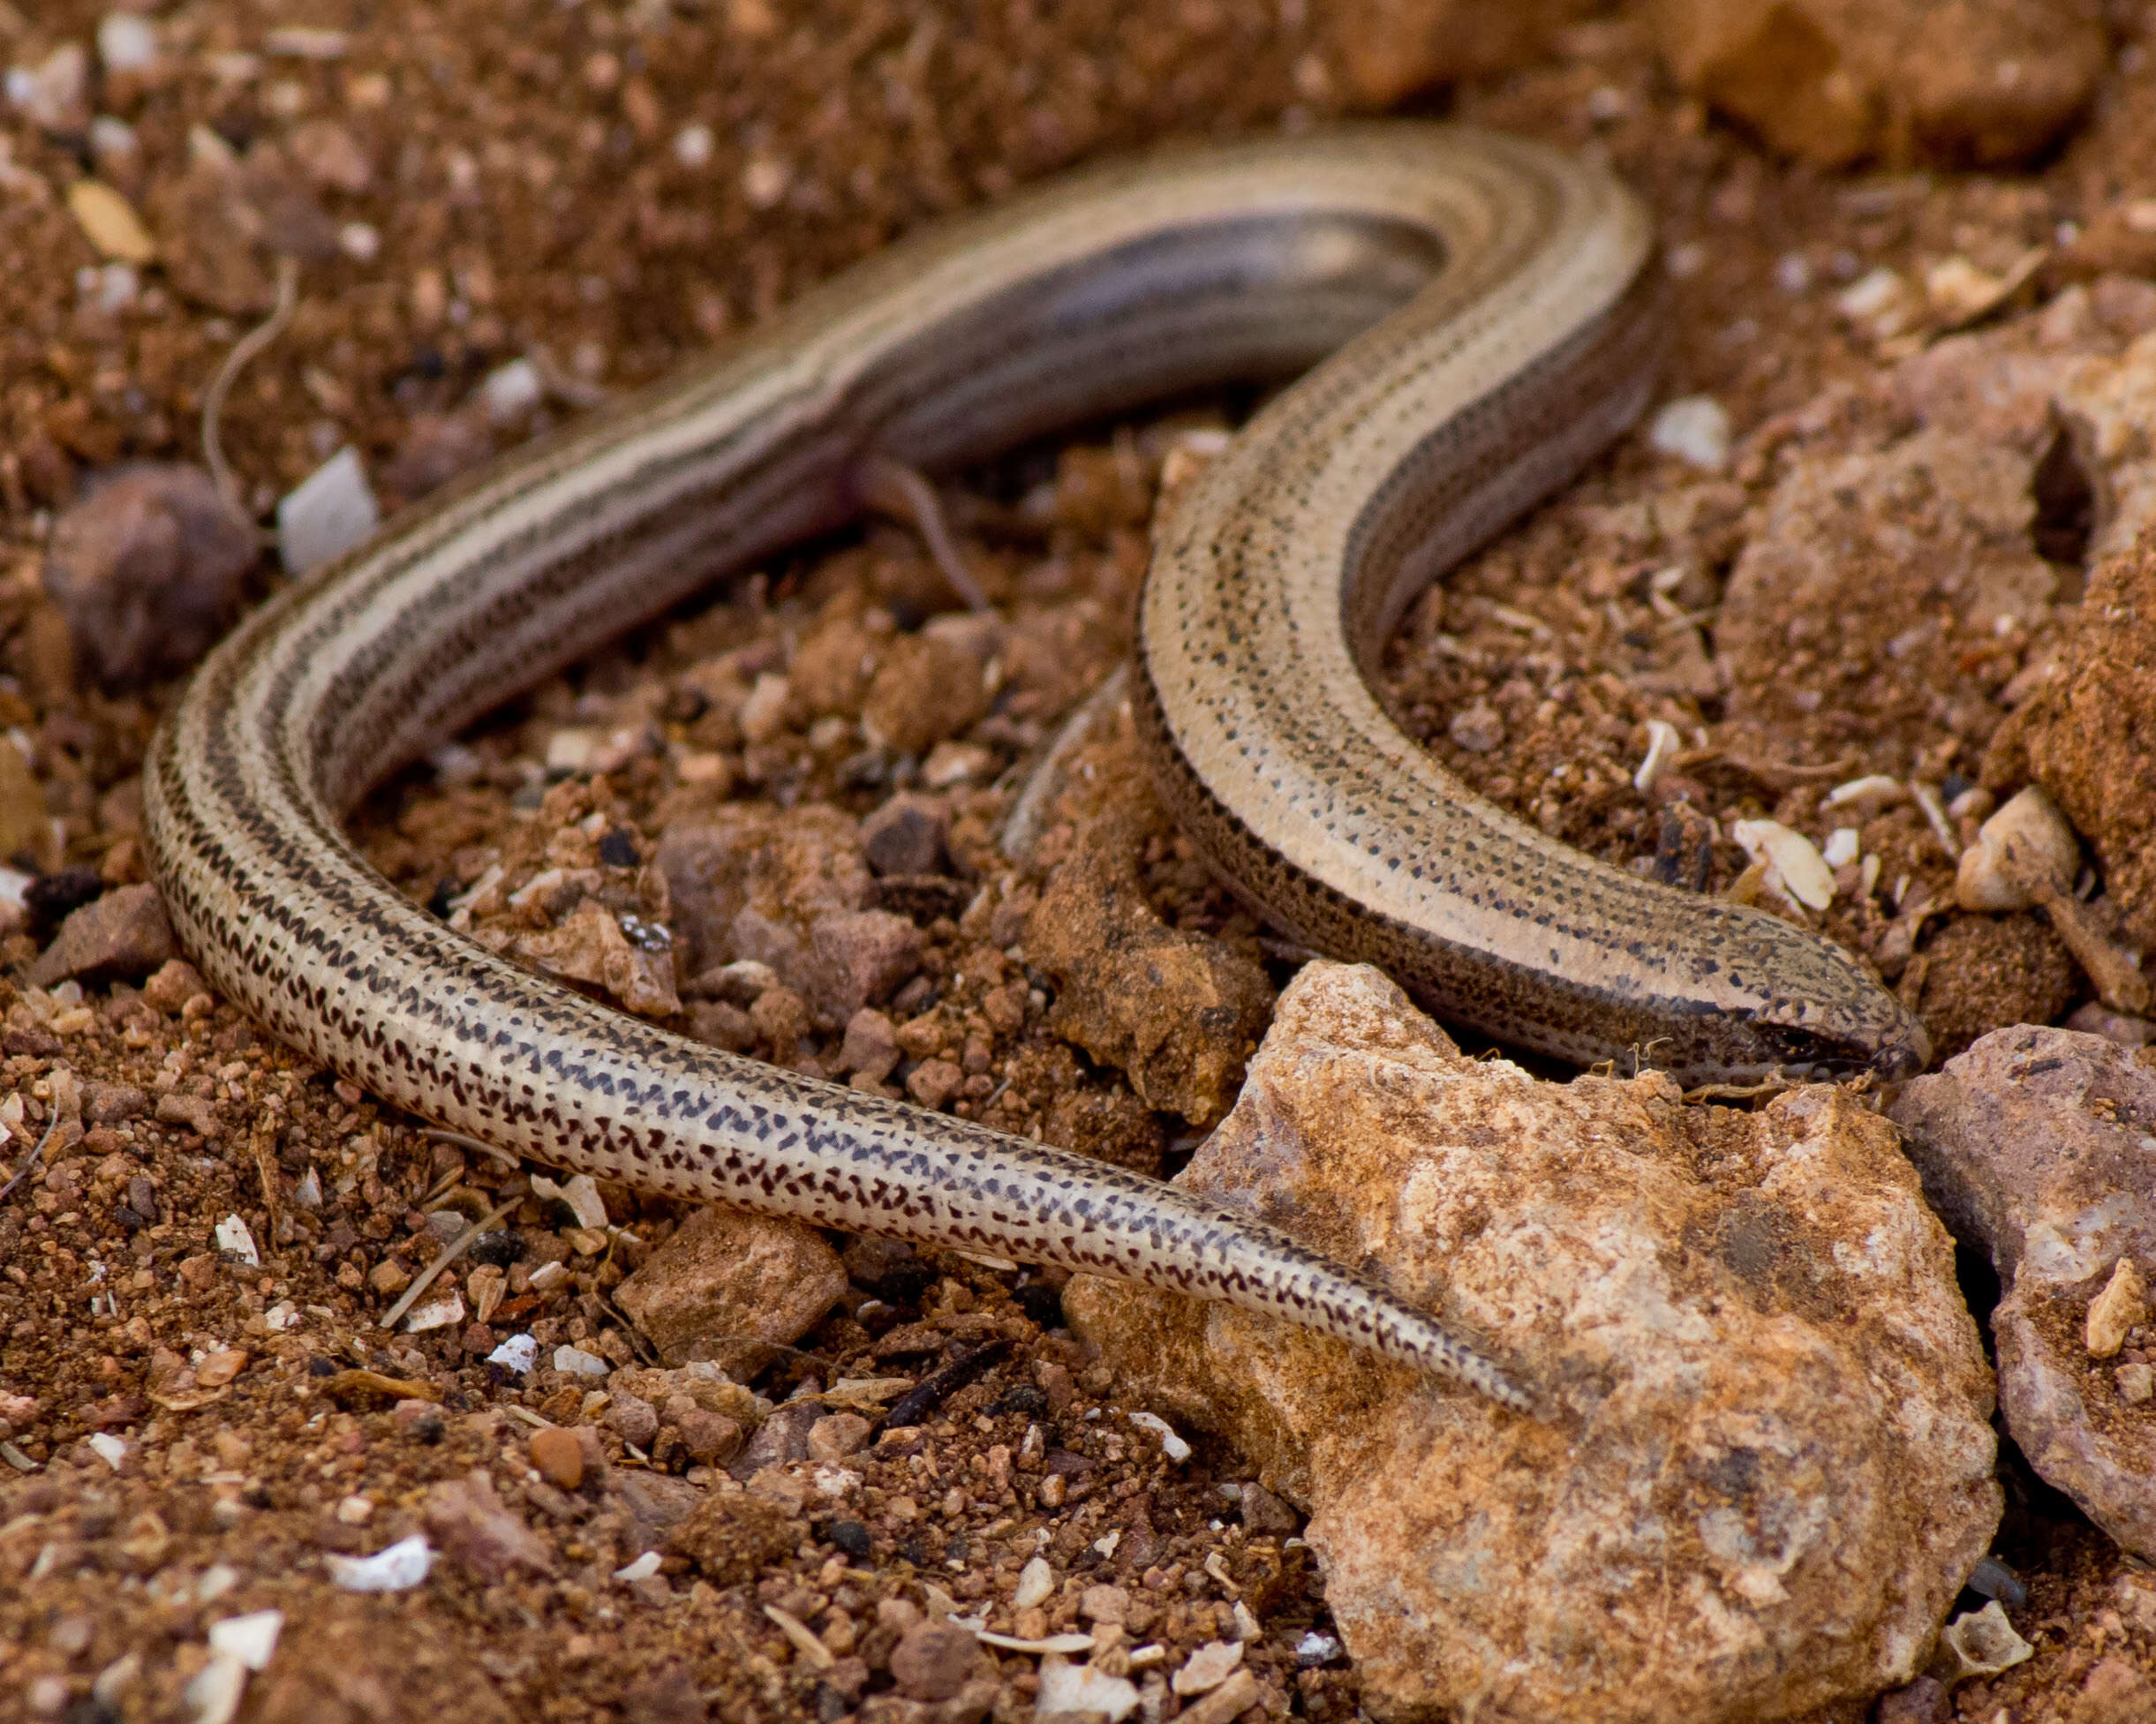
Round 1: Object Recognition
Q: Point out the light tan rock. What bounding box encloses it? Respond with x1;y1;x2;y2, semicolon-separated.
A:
1893;1028;2156;1560
1649;0;2102;168
2087;1258;2148;1359
614;1207;846;1367
1067;963;1998;1723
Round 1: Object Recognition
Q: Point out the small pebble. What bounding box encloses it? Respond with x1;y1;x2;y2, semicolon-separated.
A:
2119;1362;2153;1404
2088;1257;2149;1359
278;447;381;576
1448;701;1504;754
1647;395;1730;471
528;1425;585;1490
1012;1555;1055;1609
888;1618;976;1702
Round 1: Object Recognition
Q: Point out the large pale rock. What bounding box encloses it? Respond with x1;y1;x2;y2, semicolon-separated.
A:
1891;1028;2156;1560
1650;0;2102;168
1067;963;1999;1723
614;1207;847;1367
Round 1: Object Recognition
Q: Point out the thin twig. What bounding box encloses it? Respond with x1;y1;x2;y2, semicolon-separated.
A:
377;1193;522;1331
856;455;993;613
0;1111;59;1205
202;255;301;527
420;1126;522;1170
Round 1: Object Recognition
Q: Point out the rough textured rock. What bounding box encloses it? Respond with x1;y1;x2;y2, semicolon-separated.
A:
1324;0;1596;109
1067;963;1999;1723
614;1207;847;1367
490;897;681;1018
27;883;177;986
657;805;891;1025
1649;0;2103;169
1026;803;1271;1126
420;1470;555;1581
668;1488;801;1586
1891;1028;2156;1560
1718;427;2056;749
41;463;257;687
1985;531;2156;948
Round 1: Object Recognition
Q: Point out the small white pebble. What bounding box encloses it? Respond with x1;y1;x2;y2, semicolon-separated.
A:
88;1431;127;1470
207;1609;283;1672
1836;266;1907;321
403;1290;464;1334
481;358;544;424
1126;1410;1192;1464
1012;1555;1055;1609
97;14;162;73
278;446;381;575
487;1333;539;1374
185;1654;246;1724
1825;774;1905;812
1648;395;1730;471
674;123;713;168
1821;828;1859;869
554;1344;611;1377
1774;252;1813;293
613;1550;663;1582
337;221;381;262
1172;1639;1245;1696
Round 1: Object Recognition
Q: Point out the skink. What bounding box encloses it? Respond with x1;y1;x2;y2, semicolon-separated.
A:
145;125;1926;1415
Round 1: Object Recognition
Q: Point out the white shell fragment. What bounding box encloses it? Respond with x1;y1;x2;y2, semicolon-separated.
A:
531;1171;608;1229
1730;820;1836;911
325;1533;433;1592
1822;828;1860;869
278;446;381;576
613;1550;663;1582
403;1289;464;1333
1956;785;2081;912
215;1214;260;1267
487;1332;539;1374
554;1344;610;1377
1825;774;1906;812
